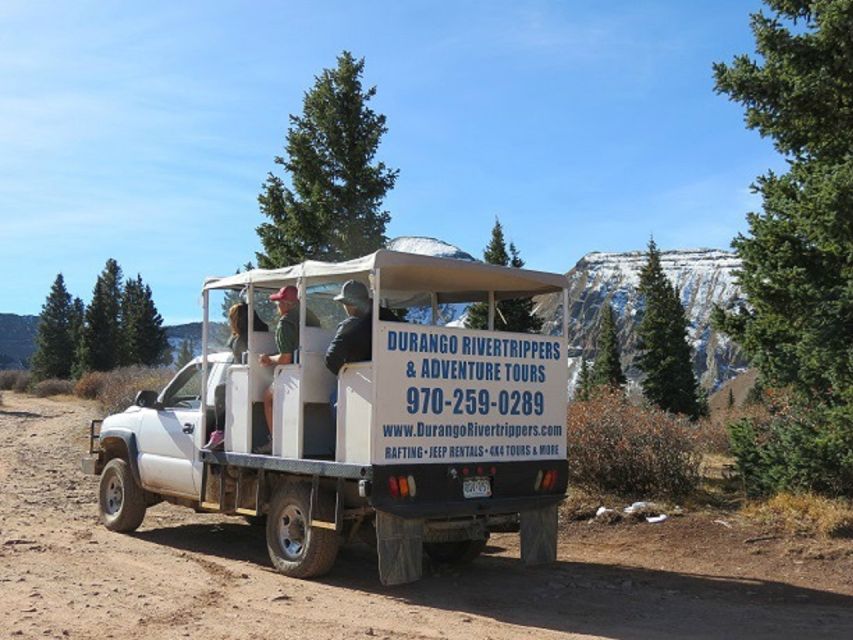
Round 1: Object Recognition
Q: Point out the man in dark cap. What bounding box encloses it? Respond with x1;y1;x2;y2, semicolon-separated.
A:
325;280;397;375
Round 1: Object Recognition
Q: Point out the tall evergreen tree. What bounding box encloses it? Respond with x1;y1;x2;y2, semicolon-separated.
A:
68;296;85;366
575;358;593;401
256;51;398;267
713;0;853;409
636;239;701;418
175;338;194;368
76;259;123;373
591;303;626;390
31;274;74;380
121;275;170;366
466;219;543;333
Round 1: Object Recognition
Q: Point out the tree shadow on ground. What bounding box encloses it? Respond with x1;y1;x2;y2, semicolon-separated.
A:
0;409;43;418
129;522;853;640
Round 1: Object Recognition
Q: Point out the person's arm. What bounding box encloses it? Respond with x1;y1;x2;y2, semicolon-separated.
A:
260;319;297;367
259;352;293;367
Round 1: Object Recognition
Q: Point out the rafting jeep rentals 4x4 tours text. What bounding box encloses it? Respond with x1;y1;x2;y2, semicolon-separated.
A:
81;250;570;585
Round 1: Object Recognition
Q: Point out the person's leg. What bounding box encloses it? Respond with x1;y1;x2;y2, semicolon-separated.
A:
263;385;274;435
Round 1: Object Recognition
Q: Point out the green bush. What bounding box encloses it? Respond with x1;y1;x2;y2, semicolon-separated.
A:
728;401;853;498
32;378;75;397
567;389;701;498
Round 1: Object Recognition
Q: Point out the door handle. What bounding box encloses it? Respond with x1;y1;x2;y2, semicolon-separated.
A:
182;423;194;434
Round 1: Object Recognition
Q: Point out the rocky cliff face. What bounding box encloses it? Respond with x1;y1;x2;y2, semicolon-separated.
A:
535;249;748;394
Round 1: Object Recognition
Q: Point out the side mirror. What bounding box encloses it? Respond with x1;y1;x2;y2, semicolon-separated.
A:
135;390;162;410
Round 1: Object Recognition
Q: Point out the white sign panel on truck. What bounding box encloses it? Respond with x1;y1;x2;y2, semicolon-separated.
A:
372;322;567;465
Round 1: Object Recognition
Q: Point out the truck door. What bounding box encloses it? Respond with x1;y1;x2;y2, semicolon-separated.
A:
137;362;206;497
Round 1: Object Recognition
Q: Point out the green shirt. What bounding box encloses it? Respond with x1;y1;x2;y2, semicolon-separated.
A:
275;303;321;356
275;312;299;355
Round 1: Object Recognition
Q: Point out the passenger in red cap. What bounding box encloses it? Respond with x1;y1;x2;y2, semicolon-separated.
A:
257;285;319;452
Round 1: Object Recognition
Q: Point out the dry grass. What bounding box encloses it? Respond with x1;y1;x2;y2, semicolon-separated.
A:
0;370;31;392
32;378;75;397
742;492;853;538
74;371;107;400
96;366;175;416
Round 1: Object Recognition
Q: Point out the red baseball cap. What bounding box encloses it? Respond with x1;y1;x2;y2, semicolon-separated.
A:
269;286;298;302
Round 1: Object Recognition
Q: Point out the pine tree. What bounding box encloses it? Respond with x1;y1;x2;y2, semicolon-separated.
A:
575;358;592;401
31;274;74;380
256;51;398;267
591;303;626;390
713;1;853;409
175;339;194;368
636;239;701;418
121;275;169;366
68;297;85;367
76;259;123;373
466;219;543;333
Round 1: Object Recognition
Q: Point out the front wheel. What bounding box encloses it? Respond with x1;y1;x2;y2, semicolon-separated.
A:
266;483;339;578
98;458;147;532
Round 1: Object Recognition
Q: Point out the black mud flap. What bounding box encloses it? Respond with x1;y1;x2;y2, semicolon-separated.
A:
375;511;424;586
520;503;558;565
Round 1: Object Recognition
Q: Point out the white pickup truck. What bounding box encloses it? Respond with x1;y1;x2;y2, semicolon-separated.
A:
82;250;570;585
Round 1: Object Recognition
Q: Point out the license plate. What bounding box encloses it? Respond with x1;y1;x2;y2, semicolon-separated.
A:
463;477;491;499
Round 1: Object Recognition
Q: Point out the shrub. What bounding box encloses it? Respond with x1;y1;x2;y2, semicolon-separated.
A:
74;371;107;400
691;417;731;455
11;371;32;393
566;389;700;498
32;378;75;397
0;370;31;391
96;366;174;417
728;396;853;498
0;371;16;390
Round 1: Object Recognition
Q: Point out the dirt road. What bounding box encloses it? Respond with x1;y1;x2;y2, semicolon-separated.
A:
1;392;852;639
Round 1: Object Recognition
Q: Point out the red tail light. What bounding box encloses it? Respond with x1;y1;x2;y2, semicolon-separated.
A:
541;469;559;491
388;476;399;497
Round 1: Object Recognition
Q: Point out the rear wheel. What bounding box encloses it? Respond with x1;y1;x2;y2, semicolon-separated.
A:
424;538;487;564
98;458;146;532
266;483;339;578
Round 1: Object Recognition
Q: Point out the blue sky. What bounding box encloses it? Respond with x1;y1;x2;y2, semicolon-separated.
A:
1;0;784;324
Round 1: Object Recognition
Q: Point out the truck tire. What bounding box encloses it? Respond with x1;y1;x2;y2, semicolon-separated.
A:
266;483;339;578
424;539;487;564
98;458;147;532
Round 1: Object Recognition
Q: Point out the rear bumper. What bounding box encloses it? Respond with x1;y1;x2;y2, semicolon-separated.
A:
370;459;567;519
376;494;564;519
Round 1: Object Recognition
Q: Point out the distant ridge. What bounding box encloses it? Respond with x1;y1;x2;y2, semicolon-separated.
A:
1;241;748;391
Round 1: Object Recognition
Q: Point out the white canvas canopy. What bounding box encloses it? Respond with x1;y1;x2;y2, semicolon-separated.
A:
203;249;567;303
